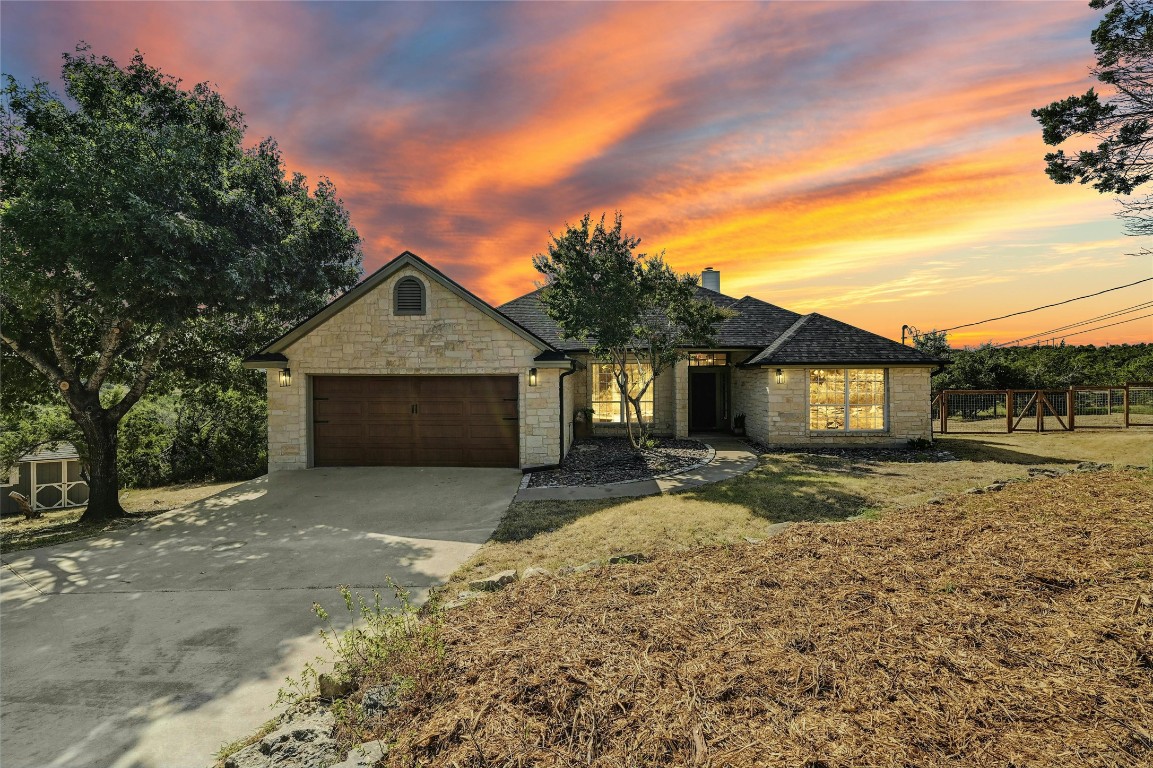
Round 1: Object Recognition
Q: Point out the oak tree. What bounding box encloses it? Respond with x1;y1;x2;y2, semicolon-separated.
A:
1;47;362;522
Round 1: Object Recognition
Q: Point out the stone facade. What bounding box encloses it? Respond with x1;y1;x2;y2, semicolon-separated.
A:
266;265;561;471
731;365;933;445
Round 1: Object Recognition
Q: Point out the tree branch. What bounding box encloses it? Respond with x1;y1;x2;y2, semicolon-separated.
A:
0;329;68;386
86;316;124;393
49;289;79;381
107;328;175;422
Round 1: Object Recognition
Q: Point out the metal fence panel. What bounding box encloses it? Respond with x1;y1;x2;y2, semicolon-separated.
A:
1129;385;1153;427
932;385;1149;433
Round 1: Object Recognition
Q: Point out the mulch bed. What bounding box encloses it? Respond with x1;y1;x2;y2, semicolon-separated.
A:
527;438;711;488
365;471;1153;767
743;439;958;463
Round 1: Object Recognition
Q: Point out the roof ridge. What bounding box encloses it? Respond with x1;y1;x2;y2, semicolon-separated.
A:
751;313;814;363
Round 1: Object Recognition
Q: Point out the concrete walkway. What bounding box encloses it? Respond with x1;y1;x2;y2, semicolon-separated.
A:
0;467;520;768
515;437;758;502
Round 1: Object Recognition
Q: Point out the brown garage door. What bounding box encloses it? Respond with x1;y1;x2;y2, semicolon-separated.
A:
312;376;519;467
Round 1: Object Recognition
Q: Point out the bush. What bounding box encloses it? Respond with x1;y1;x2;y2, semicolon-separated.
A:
118;398;177;487
117;387;266;487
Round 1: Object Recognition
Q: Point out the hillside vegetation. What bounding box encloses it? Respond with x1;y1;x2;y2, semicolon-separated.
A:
322;471;1152;767
930;343;1153;391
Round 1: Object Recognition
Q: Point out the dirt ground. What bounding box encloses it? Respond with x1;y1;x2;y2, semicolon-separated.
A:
0;480;242;552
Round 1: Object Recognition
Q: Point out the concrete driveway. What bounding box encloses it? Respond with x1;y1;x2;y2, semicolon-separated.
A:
0;467;520;768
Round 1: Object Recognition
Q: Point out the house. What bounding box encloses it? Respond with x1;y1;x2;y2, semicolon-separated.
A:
244;252;940;472
0;442;90;515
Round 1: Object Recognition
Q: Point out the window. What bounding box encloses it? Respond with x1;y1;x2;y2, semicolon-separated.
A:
809;369;886;431
689;352;728;366
394;277;425;315
591;362;654;423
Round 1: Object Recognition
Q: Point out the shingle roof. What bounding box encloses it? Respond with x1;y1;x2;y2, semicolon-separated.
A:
20;442;81;462
498;288;588;352
743;313;940;366
499;287;940;367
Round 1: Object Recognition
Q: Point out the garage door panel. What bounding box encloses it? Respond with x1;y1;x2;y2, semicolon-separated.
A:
313;375;519;468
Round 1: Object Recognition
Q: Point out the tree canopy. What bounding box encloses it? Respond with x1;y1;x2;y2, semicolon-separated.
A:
533;213;729;450
1033;0;1153;234
0;46;362;521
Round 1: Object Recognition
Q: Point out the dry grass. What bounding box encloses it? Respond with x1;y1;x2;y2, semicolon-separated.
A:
451;431;1148;586
0;480;242;552
375;471;1153;767
940;430;1152;466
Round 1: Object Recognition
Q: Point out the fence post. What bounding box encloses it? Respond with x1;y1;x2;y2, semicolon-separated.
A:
1067;389;1075;431
1006;390;1014;433
940;391;948;434
1037;391;1045;432
1124;384;1130;428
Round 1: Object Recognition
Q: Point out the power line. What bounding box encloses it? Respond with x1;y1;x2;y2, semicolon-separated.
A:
925;276;1153;336
993;301;1153;347
1016;312;1153;346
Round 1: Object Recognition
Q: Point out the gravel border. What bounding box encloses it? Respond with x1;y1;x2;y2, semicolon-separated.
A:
526;438;713;488
741;439;958;463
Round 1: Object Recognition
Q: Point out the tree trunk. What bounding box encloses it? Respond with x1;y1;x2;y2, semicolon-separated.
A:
77;413;126;524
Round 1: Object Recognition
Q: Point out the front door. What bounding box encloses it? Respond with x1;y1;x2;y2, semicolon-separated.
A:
690;371;718;431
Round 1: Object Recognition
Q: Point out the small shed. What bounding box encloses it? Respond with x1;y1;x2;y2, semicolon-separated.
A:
1;442;90;516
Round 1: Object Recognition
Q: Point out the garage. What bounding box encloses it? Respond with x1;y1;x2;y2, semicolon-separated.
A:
312;375;519;467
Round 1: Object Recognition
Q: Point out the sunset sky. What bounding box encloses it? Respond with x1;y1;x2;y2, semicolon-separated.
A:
4;1;1151;346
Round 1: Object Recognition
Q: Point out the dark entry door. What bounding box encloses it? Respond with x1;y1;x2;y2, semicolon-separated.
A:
312;375;519;467
690;371;718;431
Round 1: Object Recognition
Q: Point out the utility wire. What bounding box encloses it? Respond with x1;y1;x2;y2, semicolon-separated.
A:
1013;312;1153;346
992;301;1153;347
925;276;1153;336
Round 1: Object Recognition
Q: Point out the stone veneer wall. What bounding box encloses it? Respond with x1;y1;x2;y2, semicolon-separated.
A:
731;366;933;445
266;266;560;471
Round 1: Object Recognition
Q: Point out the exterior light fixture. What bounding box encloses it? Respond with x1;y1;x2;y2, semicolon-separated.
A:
775;368;784;384
528;368;538;387
279;368;292;387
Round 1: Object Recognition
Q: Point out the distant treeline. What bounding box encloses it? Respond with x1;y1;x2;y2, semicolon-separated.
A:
921;342;1153;392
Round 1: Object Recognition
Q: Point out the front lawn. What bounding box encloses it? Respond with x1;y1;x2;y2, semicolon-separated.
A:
451;430;1148;588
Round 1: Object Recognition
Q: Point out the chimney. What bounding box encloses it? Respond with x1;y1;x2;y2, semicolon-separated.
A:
702;267;721;293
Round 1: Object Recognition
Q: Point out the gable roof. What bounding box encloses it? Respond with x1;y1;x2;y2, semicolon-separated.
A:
247;251;556;359
499;284;940;367
742;313;940;366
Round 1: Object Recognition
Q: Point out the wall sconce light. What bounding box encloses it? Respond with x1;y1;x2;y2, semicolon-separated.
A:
775;368;784;384
279;368;292;387
528;368;538;387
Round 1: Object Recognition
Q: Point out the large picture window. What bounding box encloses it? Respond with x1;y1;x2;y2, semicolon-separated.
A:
809;369;886;431
592;363;654;423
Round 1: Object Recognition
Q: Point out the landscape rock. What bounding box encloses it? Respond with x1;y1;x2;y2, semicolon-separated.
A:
1028;467;1064;478
318;674;354;701
555;565;576;576
224;709;338;768
522;566;552;580
441;590;480;610
1076;461;1112;473
608;552;646;565
765;522;794;536
743;537;763;544
984;483;1006;492
360;684;399;713
469;570;517;592
965;487;985;495
330;739;390;768
573;560;603;574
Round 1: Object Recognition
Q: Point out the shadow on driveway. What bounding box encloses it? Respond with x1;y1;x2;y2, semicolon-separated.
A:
0;466;520;768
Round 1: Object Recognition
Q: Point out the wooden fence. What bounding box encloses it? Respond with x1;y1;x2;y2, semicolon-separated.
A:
932;383;1153;434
